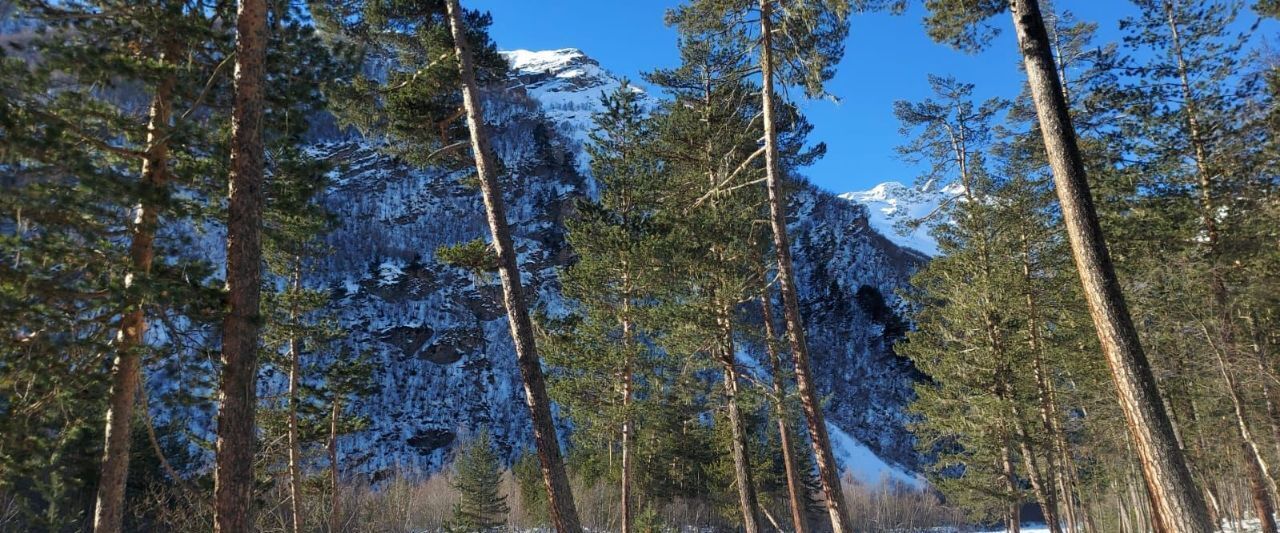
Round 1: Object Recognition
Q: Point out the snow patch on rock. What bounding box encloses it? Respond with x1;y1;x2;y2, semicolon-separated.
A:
838;181;963;256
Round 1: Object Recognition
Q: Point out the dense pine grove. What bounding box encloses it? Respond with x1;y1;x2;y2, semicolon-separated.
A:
1;0;1278;532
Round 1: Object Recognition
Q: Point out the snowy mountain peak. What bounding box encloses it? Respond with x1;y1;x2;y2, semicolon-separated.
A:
839;181;962;257
503;48;596;75
501;48;642;171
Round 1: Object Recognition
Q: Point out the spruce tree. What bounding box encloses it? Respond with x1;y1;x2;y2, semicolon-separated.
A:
448;430;510;532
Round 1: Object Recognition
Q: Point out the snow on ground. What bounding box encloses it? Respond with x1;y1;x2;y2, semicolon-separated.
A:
826;421;924;488
976;518;1266;533
838;181;963;257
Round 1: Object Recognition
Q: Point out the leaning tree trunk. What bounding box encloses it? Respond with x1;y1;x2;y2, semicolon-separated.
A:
443;2;582;531
214;0;268;530
718;303;762;533
757;2;851;530
757;263;809;533
93;60;176;533
1008;1;1213;530
287;264;304;533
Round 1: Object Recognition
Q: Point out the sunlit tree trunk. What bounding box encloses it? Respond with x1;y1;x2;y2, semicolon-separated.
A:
443;2;583;530
214;0;268;529
757;2;850;529
93;57;176;533
719;302;761;533
757;259;809;533
1008;1;1212;529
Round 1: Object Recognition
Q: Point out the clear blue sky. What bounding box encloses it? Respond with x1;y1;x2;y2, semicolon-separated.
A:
464;1;1248;194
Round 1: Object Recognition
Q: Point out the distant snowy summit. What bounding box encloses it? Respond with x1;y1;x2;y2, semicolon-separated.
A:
502;48;643;159
839;181;963;257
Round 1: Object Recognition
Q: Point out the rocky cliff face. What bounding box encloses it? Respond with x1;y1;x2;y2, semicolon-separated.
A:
304;48;926;481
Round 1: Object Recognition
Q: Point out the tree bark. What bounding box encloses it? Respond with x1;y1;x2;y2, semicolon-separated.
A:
620;284;634;533
214;0;268;530
758;268;809;533
719;304;762;533
1007;1;1213;530
93;57;176;533
442;2;582;531
757;2;851;530
1020;233;1077;532
329;396;341;533
1011;404;1063;533
1002;439;1022;533
287;264;304;533
1246;311;1280;465
1208;330;1280;533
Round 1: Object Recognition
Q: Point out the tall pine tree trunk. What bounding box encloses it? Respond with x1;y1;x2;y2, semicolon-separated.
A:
1007;1;1212;530
718;303;761;533
1011;402;1063;533
1207;330;1280;533
329;396;341;533
757;2;850;530
442;2;582;531
93;59;176;533
214;0;268;530
1020;233;1076;532
758;263;809;533
1002;439;1022;533
620;281;634;533
1246;311;1280;464
288;264;304;533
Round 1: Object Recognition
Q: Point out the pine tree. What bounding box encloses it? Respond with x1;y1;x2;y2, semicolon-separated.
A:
540;81;667;533
1116;3;1278;529
661;2;904;527
1;2;229;529
919;1;1214;529
448;430;510;532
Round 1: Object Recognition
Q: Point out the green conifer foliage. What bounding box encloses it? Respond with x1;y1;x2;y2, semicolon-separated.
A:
448;430;510;532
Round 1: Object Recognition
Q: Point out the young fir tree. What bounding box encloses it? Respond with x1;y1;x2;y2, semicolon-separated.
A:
313;2;582;529
447;430;510;532
919;0;1215;529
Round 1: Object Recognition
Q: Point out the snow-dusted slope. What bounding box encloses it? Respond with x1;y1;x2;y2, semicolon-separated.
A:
285;48;926;481
502;48;642;169
839;181;963;256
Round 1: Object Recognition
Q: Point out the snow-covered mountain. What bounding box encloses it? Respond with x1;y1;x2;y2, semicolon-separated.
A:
839;181;963;256
294;48;925;485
